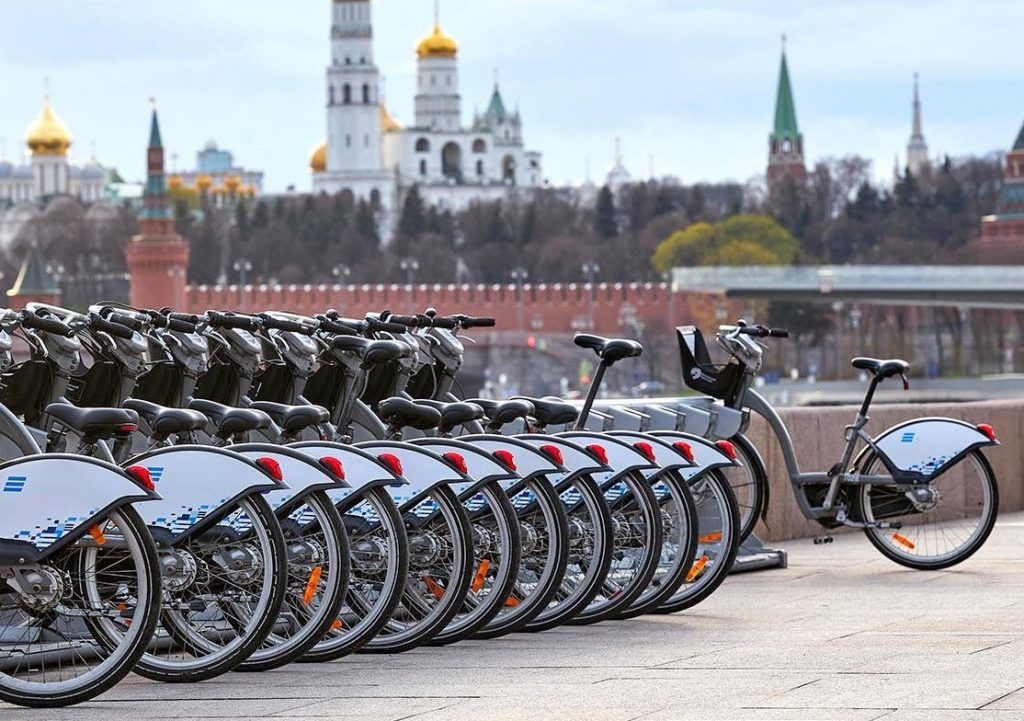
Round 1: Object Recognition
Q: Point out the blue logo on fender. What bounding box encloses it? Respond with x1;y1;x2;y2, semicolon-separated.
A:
3;476;27;493
901;433;915;443
147;467;165;483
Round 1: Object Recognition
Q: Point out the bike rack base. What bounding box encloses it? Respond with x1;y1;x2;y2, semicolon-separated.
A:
729;533;788;574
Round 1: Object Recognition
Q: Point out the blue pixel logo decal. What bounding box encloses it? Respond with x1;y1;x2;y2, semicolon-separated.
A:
3;476;27;493
147;467;165;483
901;432;916;444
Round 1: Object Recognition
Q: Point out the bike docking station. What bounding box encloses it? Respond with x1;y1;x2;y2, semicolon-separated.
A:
576;398;788;575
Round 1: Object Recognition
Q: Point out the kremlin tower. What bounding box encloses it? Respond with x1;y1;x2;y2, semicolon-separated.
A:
976;118;1024;262
124;108;189;309
767;40;807;191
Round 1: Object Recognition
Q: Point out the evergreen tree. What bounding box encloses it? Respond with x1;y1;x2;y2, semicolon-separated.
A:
594;186;618;238
398;185;426;240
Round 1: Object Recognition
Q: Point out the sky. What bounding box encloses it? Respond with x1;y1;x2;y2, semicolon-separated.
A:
1;0;1022;193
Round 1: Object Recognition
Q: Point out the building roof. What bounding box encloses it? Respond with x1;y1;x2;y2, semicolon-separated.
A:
772;51;800;141
25;97;73;157
1013;120;1024;151
6;245;60;297
485;84;507;125
148;109;163;148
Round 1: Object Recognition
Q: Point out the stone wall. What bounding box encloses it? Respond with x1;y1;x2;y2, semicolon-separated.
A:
749;399;1019;542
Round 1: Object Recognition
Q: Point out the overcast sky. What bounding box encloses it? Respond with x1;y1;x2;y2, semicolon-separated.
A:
1;0;1022;192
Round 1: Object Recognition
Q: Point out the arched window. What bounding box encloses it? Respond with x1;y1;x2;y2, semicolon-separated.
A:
419;159;427;176
415;138;430;153
345;134;352;148
329;86;335;105
362;84;370;104
502;155;516;185
442;142;463;182
370;188;381;210
342;84;352;104
476;160;484;176
472;139;487;154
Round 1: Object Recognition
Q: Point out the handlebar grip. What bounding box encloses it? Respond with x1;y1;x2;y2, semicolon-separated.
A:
463;316;496;328
769;328;790;338
428;317;456;331
89;313;135;340
385;314;423;328
165;311;201;325
317;318;358;336
102;311;145;332
18;310;74;338
366;319;408;334
207;311;259;331
258;314;311;334
166;316;198;333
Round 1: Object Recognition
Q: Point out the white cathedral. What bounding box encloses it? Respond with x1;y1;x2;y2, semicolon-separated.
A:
309;0;543;236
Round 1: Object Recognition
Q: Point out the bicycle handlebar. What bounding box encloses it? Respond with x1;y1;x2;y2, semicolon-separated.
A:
258;314;313;335
88;312;135;340
206;311;260;331
736;324;790;339
18;310;74;338
99;309;145;332
316;317;358;336
366;318;410;334
457;315;496;328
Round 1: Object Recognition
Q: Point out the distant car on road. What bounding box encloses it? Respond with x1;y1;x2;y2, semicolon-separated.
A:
632;380;666;398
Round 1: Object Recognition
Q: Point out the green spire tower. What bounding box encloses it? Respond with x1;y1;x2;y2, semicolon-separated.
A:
767;36;806;189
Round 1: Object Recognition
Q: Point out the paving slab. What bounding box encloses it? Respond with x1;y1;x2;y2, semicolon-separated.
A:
2;512;1022;721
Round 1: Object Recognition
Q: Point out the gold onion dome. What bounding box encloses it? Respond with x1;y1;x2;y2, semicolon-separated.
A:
25;97;73;156
167;174;184;190
224;174;241;191
310;141;327;173
380;102;403;132
196;173;213;191
416;23;458;59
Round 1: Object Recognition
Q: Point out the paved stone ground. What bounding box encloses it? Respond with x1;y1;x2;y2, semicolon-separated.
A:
4;513;1024;721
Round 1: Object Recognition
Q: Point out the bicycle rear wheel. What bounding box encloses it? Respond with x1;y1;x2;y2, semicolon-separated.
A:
654;469;740;614
302;486;408;661
430;481;521;645
720;433;767;542
853;449;998;570
237;491;349;670
570;470;662;624
362;486;473;653
0;507;160;708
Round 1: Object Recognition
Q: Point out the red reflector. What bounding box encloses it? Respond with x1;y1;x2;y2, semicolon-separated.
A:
539;444;563;465
256;456;284;481
126;465;154;491
442;451;469;475
119;423;138;434
672;441;695;462
586;444;609;465
318;456;345;480
715;440;738;461
633;441;656;462
378;452;404;477
493;449;517;471
977;423;996;441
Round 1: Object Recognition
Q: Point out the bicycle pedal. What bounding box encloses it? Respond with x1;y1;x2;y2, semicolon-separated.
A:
812;535;834;545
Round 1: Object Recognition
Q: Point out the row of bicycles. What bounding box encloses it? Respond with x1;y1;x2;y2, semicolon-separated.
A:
0;300;1001;707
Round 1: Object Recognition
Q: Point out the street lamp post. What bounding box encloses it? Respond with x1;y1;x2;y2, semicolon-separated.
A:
511;267;529;394
331;264;352;283
400;257;419;309
233;258;253;287
582;262;600;331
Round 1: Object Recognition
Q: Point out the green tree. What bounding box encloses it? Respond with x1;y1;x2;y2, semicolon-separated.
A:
651;214;798;273
594;186;618;238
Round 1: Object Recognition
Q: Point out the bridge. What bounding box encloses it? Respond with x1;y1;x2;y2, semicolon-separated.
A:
671;265;1024;309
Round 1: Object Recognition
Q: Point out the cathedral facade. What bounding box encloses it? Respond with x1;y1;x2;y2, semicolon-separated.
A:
310;0;543;239
0;97;110;207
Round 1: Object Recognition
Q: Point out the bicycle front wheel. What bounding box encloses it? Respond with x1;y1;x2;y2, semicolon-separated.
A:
854;449;998;570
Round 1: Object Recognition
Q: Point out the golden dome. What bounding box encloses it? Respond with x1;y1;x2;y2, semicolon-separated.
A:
224;174;241;192
167;174;184;190
196;173;213;191
416;23;458;59
310;141;327;173
241;184;255;197
380;102;403;132
25;97;73;156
